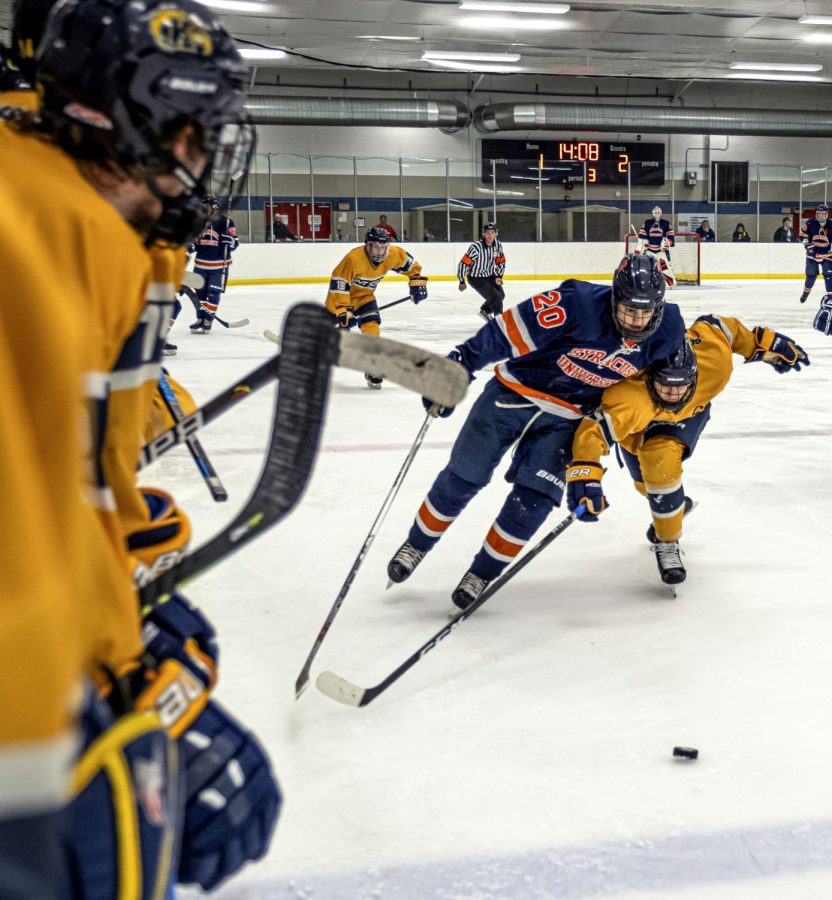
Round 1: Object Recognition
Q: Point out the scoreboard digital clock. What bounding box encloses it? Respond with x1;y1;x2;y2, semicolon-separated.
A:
481;139;665;187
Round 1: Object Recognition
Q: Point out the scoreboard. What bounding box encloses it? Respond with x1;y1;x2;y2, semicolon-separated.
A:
481;139;665;187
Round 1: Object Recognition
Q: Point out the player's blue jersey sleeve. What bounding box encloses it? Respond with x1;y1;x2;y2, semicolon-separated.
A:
451;280;599;373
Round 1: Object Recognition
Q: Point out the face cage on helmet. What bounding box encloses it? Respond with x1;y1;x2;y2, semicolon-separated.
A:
647;371;698;413
145;119;254;247
611;295;665;342
365;241;389;264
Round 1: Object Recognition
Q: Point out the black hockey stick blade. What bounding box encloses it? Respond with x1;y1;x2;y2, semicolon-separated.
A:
158;370;228;502
139;302;339;611
265;328;468;408
315;505;585;707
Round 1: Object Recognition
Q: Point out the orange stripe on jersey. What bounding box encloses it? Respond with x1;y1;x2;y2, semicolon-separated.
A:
495;255;506;264
502;309;532;356
416;500;454;537
494;367;582;416
485;526;525;561
461;255;474;265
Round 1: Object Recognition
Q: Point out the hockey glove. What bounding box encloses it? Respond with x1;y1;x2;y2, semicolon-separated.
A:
220;233;235;249
409;274;428;304
565;461;609;523
335;307;353;329
747;326;810;373
814;294;832;335
421;349;474;417
133;594;218;738
178;700;281;891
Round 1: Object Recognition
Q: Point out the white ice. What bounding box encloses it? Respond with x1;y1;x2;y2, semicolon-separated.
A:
167;278;832;900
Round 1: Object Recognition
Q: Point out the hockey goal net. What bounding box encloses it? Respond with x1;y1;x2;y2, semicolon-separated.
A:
624;232;701;286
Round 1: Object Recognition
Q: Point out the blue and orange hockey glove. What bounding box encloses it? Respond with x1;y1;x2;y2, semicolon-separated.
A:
565;461;609;523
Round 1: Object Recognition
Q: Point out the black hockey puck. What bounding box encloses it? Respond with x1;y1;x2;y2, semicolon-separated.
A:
673;746;699;760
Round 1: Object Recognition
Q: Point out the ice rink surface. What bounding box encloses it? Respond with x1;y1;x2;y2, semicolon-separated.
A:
169;277;832;900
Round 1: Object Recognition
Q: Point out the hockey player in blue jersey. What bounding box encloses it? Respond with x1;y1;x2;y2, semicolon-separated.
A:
638;205;676;287
799;203;832;306
386;254;686;611
190;193;239;333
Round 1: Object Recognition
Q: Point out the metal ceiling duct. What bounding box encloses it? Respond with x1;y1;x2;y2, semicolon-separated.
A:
474;102;832;137
245;96;471;131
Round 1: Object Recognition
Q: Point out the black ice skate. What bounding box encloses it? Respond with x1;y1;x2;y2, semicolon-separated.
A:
387;542;425;586
365;373;383;390
478;309;494;322
451;570;489;612
652;540;686;593
190;318;211;334
162;342;177;356
646;496;697;544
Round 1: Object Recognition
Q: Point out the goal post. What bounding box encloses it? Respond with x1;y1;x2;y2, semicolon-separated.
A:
625;232;701;286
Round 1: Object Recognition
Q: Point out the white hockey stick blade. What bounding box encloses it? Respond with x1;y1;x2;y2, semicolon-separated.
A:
182;270;205;290
316;671;366;707
227;317;251;328
266;329;468;407
338;331;469;408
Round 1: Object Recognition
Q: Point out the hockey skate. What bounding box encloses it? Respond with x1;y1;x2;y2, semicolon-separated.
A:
646;496;697;544
451;570;489;613
478;309;494;323
190;318;211;334
652;540;686;595
365;373;383;390
387;542;425;585
162;342;177;356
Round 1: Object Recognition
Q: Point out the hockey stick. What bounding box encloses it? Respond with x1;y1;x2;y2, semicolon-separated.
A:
294;413;433;699
181;283;250;329
139;331;469;469
158;370;228;503
377;295;411;313
140;302;339;612
316;505;586;708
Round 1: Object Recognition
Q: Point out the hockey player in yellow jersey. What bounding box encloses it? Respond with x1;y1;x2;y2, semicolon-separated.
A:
326;226;428;388
1;0;282;895
565;315;808;588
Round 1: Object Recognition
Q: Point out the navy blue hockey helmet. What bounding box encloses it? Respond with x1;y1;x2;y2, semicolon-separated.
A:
817;203;829;222
35;0;254;245
647;338;698;412
364;226;391;263
202;193;219;209
611;254;667;342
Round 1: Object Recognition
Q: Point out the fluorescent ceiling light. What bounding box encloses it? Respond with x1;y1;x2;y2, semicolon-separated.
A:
357;35;422;41
475;187;525;195
459;1;570;13
726;72;826;82
799;15;832;26
201;0;268;11
803;33;832;44
426;59;524;72
239;48;287;60
729;61;822;72
423;51;521;62
460;15;568;30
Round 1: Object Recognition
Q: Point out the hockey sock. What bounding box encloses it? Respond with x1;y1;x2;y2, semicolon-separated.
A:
468;484;555;582
407;466;481;553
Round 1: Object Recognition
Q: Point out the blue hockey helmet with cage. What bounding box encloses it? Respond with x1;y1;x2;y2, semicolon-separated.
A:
35;0;254;245
364;226;391;263
611;253;667;342
647;338;698;412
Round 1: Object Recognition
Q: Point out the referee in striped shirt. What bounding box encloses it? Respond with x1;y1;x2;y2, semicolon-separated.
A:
457;222;507;321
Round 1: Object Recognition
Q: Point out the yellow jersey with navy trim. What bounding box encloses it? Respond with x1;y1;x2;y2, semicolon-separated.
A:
325;244;422;313
572;315;759;460
1;121;148;675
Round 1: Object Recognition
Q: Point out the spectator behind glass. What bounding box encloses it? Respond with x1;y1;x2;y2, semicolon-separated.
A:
375;214;398;241
773;217;796;243
272;214;298;242
694;219;716;242
732;223;751;243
